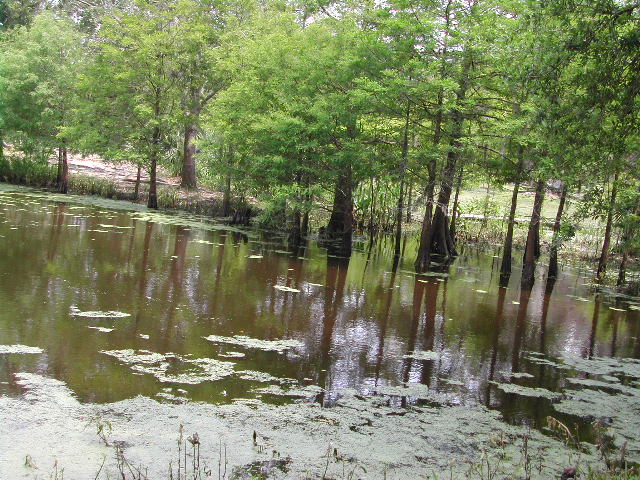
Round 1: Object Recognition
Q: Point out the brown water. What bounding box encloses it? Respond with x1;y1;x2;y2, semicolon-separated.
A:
1;185;639;440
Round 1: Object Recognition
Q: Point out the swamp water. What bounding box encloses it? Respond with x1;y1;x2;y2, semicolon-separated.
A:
0;184;639;479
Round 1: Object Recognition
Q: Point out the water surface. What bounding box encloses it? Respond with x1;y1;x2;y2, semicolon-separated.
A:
1;185;639;448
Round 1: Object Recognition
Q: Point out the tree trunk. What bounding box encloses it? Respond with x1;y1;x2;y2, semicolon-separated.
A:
521;179;545;290
406;182;412;223
394;180;405;258
617;251;628;287
57;144;68;194
449;162;464;241
548;183;568;279
596;172;619;283
617;196;640;287
222;174;231;216
290;207;302;246
428;56;472;258
414;148;438;271
134;164;142;200
326;165;354;256
394;101;411;258
500;180;520;278
148;154;158;209
181;122;198;189
301;186;310;236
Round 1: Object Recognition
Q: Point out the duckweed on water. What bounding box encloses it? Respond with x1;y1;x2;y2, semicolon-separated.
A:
100;349;236;384
510;372;535;379
71;310;131;319
273;285;300;293
402;350;440;361
87;326;114;333
218;351;246;358
203;334;303;353
0;344;44;354
1;372;608;479
492;382;561;400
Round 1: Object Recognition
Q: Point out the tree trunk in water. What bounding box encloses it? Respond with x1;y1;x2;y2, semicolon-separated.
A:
394;180;404;258
449;163;464;241
428;56;471;258
326;166;354;256
548;184;568;279
57;144;68;194
147;154;158;209
596;172;619;283
617;196;640;287
406;183;412;223
181;123;198;189
521;180;545;290
500;180;520;278
617;251;628;287
222;174;231;216
134;164;142;200
414;150;438;271
290;207;302;246
394;101;411;258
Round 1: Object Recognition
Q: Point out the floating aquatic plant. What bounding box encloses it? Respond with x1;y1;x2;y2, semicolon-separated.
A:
273;285;300;293
0;345;44;354
402;350;439;361
203;335;303;353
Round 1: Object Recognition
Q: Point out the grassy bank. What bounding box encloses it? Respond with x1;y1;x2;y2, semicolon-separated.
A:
0;156;252;222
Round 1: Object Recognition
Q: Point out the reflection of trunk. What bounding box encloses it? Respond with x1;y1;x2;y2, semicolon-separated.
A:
138;222;154;295
326;165;354;256
316;257;349;405
47;204;66;260
610;310;619;357
134;164;142;200
521;180;545;290
548;184;568;279
500;170;521;278
596;172;619;283
374;268;398;386
449;163;464;241
486;285;507;406
420;280;441;385
512;289;531;373
587;295;600;358
402;279;426;384
57;144;68;193
169;226;189;292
